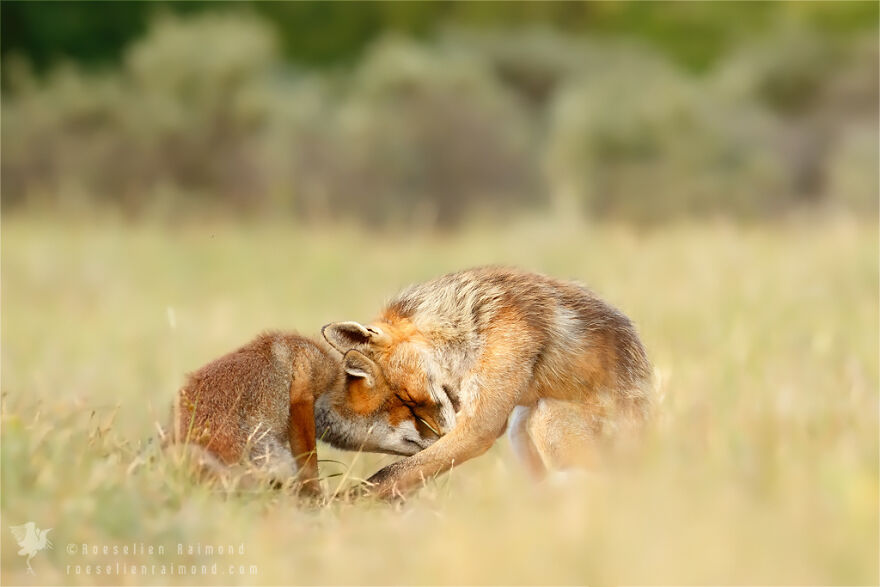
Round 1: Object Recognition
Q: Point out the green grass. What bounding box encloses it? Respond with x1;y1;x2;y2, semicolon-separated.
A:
2;215;877;585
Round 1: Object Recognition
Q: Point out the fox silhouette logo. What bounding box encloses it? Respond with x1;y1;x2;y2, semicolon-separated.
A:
10;522;53;575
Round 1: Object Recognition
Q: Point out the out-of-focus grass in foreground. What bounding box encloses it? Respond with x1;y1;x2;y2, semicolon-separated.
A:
1;215;877;585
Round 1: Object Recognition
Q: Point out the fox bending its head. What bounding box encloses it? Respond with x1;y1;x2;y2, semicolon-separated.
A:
316;323;453;457
322;266;654;499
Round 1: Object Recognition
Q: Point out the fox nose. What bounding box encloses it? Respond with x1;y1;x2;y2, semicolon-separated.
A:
400;433;432;454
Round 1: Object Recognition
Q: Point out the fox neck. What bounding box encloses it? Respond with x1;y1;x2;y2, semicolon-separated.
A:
298;338;345;400
314;394;376;452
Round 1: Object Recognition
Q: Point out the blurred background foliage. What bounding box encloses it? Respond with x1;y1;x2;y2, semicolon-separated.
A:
2;1;877;226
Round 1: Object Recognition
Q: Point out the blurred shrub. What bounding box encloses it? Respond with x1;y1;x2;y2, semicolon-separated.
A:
254;36;539;227
826;127;879;215
122;13;280;207
2;13;283;214
438;28;591;111
819;33;879;124
1;13;876;225
2;16;538;227
822;34;878;215
711;27;878;204
712;25;841;118
325;37;537;227
2;62;126;208
545;52;788;223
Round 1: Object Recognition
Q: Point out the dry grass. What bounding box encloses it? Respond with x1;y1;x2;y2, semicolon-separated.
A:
1;214;877;585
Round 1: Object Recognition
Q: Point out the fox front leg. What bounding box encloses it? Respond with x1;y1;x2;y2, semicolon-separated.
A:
367;369;531;499
365;423;497;499
289;397;321;496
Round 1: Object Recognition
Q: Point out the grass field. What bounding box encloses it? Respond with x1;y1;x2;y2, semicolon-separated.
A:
1;215;877;585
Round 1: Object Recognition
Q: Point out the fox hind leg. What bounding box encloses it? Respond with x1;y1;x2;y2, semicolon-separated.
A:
508;405;547;480
523;398;603;473
249;437;298;488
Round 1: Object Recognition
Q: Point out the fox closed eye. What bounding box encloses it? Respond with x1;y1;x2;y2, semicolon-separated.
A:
415;415;441;436
394;392;442;438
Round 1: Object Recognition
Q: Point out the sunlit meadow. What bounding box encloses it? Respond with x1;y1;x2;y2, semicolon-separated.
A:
1;213;876;585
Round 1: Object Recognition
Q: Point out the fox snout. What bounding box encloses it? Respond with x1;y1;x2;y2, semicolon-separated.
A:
387;424;436;456
314;393;441;456
372;408;448;456
363;423;437;457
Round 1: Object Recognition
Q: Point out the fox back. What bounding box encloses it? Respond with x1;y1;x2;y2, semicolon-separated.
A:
385;266;653;404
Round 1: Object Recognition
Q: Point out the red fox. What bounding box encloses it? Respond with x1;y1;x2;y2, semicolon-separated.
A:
169;331;341;492
168;330;442;491
322;266;654;498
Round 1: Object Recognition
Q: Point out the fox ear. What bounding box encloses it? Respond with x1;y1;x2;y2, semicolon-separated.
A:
322;321;390;353
342;349;377;388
